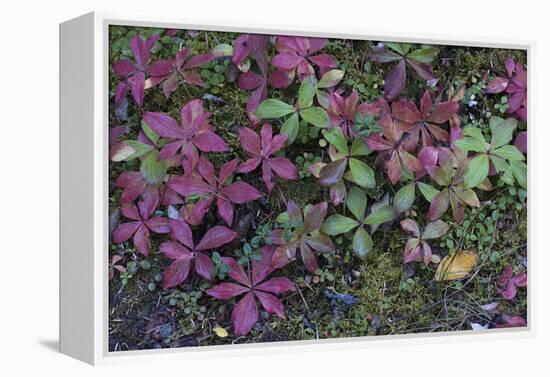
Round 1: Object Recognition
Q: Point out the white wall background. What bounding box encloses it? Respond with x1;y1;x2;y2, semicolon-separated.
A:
1;0;548;375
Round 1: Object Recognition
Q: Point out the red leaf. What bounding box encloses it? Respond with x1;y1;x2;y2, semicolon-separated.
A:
256;277;295;294
207;283;249;299
222;257;250;286
386;151;402;185
426;101;459;123
254;291;285;318
251;246;276;285
304;202;328;233
133;224;151;256
392;99;422;124
366;134;392;151
232;292;259;335
300;240;318;273
304;233;334;253
222;182;262;204
194;251;214;280
427;188;450;221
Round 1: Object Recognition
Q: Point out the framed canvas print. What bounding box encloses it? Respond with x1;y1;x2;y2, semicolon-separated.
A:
60;12;531;365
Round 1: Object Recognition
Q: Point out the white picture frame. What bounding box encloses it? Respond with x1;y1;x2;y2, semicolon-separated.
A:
59;11;533;365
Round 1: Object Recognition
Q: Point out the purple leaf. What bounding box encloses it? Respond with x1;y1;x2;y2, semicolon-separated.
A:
143;112;182;138
194;130;229;152
195;226;237;251
111;222;140;243
267;157;298;180
256;277;296;294
485;77;509;94
222;182;262;204
162;259;191;289
319;158;348;186
271;52;302;70
232;292;258;336
384;60;407;101
194;252;214;280
254;291;285;318
304;202;328;233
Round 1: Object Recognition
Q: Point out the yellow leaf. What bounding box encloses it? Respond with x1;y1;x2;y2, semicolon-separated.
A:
434;250;478;281
213;325;228;338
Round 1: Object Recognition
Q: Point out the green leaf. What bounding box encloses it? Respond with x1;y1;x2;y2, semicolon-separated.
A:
142;121;160;144
455;127;488;153
346;186;367;221
318;69;345;89
464;154;489;189
321;214;359;235
349;158;376;188
407;47;439;63
393;183;415;214
298;76;318;109
510;160;527;189
275;211;289;223
299;107;329;128
281;112;300;145
352;227;373;260
493;145;525;161
123;140;154;160
140;150;167;186
387;42;409;55
111;144;136;162
322;128;349;155
255;99;296;119
417;182;439;202
364;205;395;225
350;137;372;156
490;155;509;173
213;43;233;57
490;116;517;149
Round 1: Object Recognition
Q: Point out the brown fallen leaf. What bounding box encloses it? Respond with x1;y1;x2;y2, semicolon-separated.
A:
434;250;478;281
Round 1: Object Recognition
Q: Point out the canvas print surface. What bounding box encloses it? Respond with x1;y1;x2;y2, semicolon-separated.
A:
108;25;528;351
